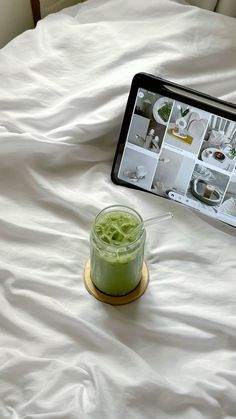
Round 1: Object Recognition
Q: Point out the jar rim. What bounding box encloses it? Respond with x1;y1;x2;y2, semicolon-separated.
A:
92;205;145;250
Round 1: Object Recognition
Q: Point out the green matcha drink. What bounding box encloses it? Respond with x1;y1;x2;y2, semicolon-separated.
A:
90;205;145;296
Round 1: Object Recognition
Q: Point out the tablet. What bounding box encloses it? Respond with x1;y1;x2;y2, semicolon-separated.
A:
111;73;236;228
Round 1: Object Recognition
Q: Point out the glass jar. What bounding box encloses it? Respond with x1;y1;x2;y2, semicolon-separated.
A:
90;205;146;296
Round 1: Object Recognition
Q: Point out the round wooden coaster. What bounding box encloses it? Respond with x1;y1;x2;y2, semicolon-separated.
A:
84;260;149;305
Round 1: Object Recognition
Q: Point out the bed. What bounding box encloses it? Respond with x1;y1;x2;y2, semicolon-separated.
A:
0;0;235;418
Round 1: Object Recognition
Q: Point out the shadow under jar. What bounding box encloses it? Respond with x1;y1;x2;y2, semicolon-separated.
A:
90;205;146;296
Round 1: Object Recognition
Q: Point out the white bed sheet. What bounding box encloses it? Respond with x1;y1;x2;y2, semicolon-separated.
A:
0;0;236;418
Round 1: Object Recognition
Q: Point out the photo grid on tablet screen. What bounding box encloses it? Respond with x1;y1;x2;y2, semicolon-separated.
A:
118;88;236;225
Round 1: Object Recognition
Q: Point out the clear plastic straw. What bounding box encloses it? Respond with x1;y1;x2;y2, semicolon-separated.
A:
144;212;173;227
132;211;173;236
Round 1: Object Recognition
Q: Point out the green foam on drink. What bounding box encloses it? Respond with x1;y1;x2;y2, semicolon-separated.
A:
95;211;140;246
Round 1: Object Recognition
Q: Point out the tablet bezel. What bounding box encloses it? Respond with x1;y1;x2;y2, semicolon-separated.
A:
111;73;236;226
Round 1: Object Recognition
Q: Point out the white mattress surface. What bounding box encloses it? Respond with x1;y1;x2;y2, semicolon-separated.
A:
0;0;235;418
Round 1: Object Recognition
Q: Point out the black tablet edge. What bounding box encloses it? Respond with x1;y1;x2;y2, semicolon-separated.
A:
111;72;236;185
110;72;236;228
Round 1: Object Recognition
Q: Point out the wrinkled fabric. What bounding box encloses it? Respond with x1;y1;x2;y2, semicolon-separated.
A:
0;0;235;418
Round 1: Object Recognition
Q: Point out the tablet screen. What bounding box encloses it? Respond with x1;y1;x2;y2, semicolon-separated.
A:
116;87;236;227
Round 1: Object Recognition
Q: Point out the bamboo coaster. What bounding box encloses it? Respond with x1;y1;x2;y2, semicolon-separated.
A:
84;260;149;305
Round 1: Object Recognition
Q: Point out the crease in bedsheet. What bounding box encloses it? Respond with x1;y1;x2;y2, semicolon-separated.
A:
0;0;236;418
0;2;235;138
